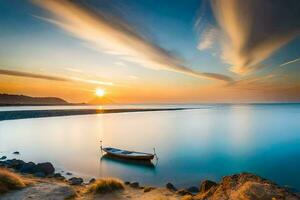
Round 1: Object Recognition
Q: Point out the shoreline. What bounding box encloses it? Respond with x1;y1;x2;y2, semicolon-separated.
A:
0;158;299;200
0;108;189;121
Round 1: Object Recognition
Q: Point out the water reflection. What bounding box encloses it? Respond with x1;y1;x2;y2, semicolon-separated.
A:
0;104;300;189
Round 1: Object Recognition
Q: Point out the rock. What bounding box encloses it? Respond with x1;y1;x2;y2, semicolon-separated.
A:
125;181;130;185
19;162;36;174
194;173;299;200
69;177;83;185
66;172;72;176
0;156;7;160
187;186;200;193
35;162;55;175
34;172;46;178
13;151;20;155
166;182;177;191
54;173;62;177
130;182;139;188
54;173;65;180
144;186;155;193
89;178;96;184
199;180;218;193
176;189;192;196
6;159;25;170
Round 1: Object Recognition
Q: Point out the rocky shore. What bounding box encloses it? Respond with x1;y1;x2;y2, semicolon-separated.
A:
0;157;299;200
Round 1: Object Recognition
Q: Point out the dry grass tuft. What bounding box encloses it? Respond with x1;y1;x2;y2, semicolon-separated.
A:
88;178;124;194
181;195;193;200
0;168;27;193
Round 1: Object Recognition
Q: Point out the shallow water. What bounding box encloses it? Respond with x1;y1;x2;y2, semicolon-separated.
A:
0;104;300;189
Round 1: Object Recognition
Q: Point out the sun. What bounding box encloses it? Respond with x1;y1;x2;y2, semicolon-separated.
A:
95;88;105;97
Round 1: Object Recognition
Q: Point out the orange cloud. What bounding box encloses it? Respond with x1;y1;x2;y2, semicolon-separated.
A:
32;0;232;82
210;0;300;74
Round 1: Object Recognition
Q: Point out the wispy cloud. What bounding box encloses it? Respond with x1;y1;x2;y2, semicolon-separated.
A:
0;68;114;86
32;0;232;82
0;69;68;82
197;26;219;50
280;57;300;67
69;76;114;86
209;0;300;75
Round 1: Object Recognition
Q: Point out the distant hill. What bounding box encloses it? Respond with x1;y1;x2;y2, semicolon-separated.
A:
0;94;70;106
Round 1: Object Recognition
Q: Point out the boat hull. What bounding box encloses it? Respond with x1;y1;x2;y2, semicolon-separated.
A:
102;147;154;160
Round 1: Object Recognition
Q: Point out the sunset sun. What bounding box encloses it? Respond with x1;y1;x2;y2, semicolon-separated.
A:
95;88;105;97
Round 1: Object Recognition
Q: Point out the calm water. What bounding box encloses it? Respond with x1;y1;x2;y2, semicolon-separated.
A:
0;104;300;189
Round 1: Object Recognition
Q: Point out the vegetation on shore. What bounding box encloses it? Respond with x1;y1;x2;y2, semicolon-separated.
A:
0;168;29;193
87;178;125;194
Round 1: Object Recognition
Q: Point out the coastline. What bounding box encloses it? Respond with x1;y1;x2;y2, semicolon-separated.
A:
0;108;189;121
0;158;299;200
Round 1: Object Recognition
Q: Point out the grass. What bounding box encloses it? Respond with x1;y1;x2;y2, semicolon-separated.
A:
0;168;27;193
87;178;125;194
181;195;193;200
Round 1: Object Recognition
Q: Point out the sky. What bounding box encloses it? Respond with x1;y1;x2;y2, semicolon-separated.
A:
0;0;300;103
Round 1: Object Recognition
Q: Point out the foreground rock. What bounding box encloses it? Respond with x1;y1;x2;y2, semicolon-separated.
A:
0;156;6;160
0;159;55;176
199;179;218;193
194;173;300;200
166;182;177;191
68;177;83;185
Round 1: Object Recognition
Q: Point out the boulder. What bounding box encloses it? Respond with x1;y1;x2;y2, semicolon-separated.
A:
166;182;177;191
66;172;72;176
195;173;300;200
124;181;130;185
54;173;65;180
199;179;217;193
130;182;139;188
187;186;200;193
19;162;36;174
176;189;192;196
6;159;25;170
69;177;83;185
144;186;155;193
13;151;20;155
0;156;7;160
35;162;55;175
34;172;46;178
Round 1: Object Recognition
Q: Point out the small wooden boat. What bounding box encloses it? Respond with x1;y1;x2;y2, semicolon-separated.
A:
100;141;156;161
101;154;155;169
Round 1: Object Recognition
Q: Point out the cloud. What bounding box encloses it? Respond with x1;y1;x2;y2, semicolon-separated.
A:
0;69;114;86
210;0;300;74
32;0;232;82
0;69;68;81
69;76;114;86
197;26;219;50
280;57;300;67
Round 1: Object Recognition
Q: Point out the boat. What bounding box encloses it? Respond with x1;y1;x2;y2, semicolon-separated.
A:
100;141;156;161
101;154;156;169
